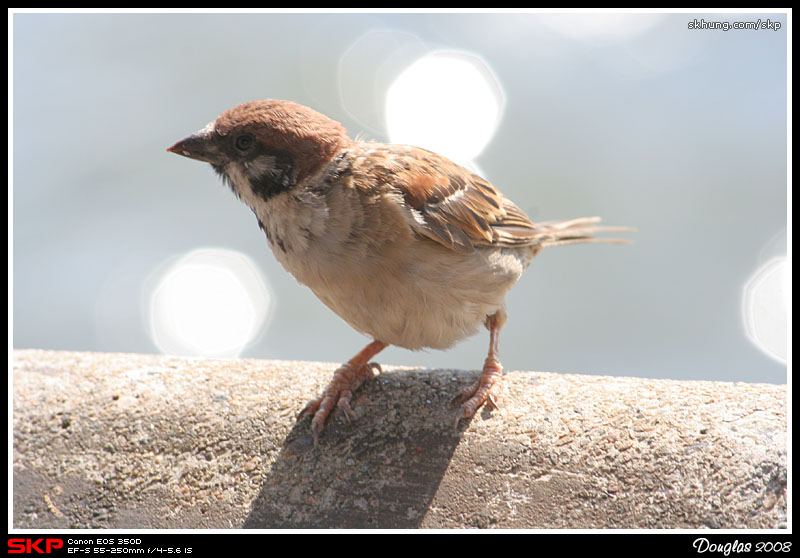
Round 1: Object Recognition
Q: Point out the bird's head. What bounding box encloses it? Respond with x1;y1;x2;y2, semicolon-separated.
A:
167;99;351;201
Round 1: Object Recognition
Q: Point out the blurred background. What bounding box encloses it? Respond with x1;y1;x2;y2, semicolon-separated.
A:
11;11;788;384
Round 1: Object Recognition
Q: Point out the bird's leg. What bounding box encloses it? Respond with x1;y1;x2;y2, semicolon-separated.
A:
299;340;388;444
455;309;507;429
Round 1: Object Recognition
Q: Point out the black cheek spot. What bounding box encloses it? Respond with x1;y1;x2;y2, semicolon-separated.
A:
250;150;296;201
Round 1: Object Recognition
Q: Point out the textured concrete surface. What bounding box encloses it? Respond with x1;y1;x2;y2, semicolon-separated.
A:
12;349;787;529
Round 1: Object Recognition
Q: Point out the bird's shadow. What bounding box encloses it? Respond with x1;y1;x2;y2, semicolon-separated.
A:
243;367;476;529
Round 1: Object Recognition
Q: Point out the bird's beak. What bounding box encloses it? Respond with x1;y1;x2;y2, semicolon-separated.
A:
167;123;226;165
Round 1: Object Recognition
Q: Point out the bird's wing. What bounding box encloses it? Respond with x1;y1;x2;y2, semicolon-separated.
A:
356;144;540;253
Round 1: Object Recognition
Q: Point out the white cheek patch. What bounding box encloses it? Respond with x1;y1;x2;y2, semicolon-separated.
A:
222;154;293;210
224;156;276;190
223;164;248;192
243;155;278;178
223;165;253;203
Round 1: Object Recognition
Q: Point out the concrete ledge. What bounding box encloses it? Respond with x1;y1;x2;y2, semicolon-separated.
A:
12;349;787;529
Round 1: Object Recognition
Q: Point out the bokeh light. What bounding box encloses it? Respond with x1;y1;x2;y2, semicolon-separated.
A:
385;50;504;167
147;248;271;358
742;257;788;364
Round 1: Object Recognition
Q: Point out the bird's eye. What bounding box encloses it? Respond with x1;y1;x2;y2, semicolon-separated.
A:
235;134;254;152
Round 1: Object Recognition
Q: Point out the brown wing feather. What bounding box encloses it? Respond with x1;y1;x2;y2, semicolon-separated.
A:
356;144;539;253
353;143;632;253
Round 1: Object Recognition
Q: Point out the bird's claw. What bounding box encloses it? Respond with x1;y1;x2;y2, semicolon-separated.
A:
299;361;382;444
453;367;502;432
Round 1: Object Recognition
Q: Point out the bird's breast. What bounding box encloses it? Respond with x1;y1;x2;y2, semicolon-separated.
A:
255;183;524;351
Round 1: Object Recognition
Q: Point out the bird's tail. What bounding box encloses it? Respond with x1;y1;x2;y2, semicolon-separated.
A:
534;216;633;248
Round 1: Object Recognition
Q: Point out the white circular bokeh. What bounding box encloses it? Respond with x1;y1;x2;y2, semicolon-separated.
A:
147;248;271;358
742;257;789;364
385;50;504;167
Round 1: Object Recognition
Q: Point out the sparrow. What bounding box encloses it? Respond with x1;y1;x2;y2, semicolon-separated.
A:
167;99;630;443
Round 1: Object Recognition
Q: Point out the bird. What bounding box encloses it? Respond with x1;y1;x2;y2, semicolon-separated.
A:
167;99;630;443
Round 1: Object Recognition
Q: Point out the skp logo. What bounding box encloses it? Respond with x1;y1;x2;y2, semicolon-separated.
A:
8;539;64;554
